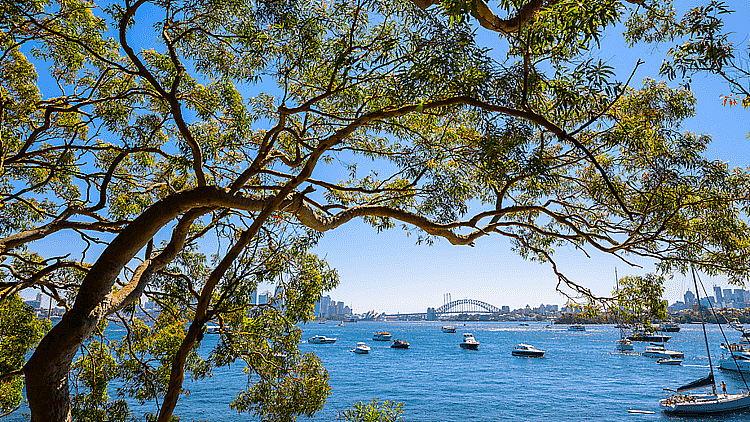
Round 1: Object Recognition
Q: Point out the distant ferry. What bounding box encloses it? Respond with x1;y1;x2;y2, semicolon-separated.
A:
441;326;456;333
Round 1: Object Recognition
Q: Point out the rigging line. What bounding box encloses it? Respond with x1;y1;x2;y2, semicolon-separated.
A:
694;271;750;391
691;265;717;395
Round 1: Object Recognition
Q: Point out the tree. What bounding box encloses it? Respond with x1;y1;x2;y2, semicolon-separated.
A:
2;0;750;421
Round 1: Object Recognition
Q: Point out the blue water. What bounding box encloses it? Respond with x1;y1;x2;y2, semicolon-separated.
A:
10;321;750;421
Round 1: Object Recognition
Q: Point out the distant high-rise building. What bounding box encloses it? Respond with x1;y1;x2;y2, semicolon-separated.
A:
343;305;352;315
320;295;331;316
313;300;320;315
258;291;271;305
684;290;696;306
427;307;436;320
714;286;723;304
724;289;733;301
336;301;344;315
501;306;510;313
250;290;257;304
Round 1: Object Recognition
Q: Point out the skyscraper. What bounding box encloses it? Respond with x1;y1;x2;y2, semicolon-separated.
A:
320;295;331;316
684;290;695;306
714;286;723;304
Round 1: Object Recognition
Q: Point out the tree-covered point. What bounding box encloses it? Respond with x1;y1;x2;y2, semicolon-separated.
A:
2;0;750;421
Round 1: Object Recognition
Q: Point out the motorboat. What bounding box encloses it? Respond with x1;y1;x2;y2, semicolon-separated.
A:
628;332;671;342
660;267;750;415
657;358;683;365
390;339;410;349
512;343;545;357
568;324;585;331
307;335;337;344
205;325;220;334
616;338;634;352
459;333;479;350
656;322;681;333
719;354;750;372
441;325;456;333
719;340;750;372
372;331;392;341
353;342;371;354
643;343;684;359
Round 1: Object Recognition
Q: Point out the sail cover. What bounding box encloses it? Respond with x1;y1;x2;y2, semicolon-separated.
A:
676;373;714;392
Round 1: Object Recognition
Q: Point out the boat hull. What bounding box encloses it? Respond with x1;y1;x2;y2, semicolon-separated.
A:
661;393;750;415
719;357;750;372
512;350;544;357
353;348;370;354
308;337;337;344
391;340;410;349
643;350;684;359
460;343;479;350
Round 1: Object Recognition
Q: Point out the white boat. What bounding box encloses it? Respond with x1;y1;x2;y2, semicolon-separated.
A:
205;325;220;334
660;268;750;415
459;333;479;350
307;335;337;344
568;324;585;331
657;358;683;365
441;325;456;333
719;341;750;372
719;354;750;372
644;343;684;359
372;331;392;341
512;343;545;357
353;342;370;354
616;338;634;352
661;390;750;415
656;322;681;332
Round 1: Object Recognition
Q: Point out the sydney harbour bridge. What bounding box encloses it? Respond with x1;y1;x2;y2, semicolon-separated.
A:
382;297;503;320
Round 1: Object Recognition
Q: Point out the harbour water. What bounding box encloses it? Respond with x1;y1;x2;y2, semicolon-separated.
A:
11;321;750;421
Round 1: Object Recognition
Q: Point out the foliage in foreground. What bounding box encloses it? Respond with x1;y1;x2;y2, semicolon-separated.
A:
2;0;750;421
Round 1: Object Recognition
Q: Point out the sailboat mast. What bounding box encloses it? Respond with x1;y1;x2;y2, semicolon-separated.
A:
691;266;717;395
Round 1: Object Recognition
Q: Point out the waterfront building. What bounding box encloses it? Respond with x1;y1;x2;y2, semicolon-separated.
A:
502;306;510;313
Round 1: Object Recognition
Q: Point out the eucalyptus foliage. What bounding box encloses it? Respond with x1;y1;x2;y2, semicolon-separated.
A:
2;0;750;421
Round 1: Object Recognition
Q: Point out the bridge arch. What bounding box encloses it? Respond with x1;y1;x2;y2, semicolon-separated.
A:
434;299;501;315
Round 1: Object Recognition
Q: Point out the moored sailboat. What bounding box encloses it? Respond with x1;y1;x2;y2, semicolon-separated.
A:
660;268;750;415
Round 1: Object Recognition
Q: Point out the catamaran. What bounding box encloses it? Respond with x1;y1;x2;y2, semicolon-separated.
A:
660;268;750;415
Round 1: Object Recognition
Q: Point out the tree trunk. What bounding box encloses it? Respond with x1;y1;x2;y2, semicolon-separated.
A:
24;312;97;422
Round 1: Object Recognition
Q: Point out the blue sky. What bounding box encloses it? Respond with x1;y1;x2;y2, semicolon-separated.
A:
16;1;750;315
311;0;750;314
